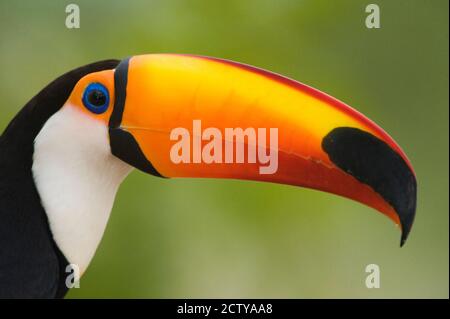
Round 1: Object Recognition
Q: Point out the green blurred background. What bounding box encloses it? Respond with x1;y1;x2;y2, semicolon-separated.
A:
0;0;448;298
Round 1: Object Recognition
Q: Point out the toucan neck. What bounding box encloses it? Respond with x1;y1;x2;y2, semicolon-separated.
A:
32;105;132;274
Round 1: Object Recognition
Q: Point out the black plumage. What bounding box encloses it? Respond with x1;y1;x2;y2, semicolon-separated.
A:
0;60;119;298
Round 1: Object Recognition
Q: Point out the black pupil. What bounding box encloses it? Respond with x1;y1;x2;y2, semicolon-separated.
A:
87;89;106;107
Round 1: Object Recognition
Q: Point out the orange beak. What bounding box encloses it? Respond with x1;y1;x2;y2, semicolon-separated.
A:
109;54;417;246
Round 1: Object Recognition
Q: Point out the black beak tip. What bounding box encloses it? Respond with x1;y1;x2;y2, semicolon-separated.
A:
322;127;417;247
398;178;417;247
400;234;407;247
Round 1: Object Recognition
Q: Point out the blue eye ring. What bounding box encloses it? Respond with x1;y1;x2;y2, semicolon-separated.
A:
82;83;110;114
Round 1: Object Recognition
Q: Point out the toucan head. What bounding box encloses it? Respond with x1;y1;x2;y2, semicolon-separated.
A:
24;54;416;275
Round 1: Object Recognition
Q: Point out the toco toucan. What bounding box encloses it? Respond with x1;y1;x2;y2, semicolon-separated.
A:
0;54;416;298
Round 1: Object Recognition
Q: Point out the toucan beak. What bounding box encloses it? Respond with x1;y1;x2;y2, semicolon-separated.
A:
108;54;417;246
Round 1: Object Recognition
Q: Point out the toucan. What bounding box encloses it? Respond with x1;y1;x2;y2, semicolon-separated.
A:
0;54;416;298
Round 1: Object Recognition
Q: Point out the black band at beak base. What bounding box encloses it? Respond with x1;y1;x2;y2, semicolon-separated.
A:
110;128;163;178
108;57;163;178
109;57;130;129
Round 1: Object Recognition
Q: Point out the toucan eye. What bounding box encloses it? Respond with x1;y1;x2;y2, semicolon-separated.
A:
82;83;110;114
